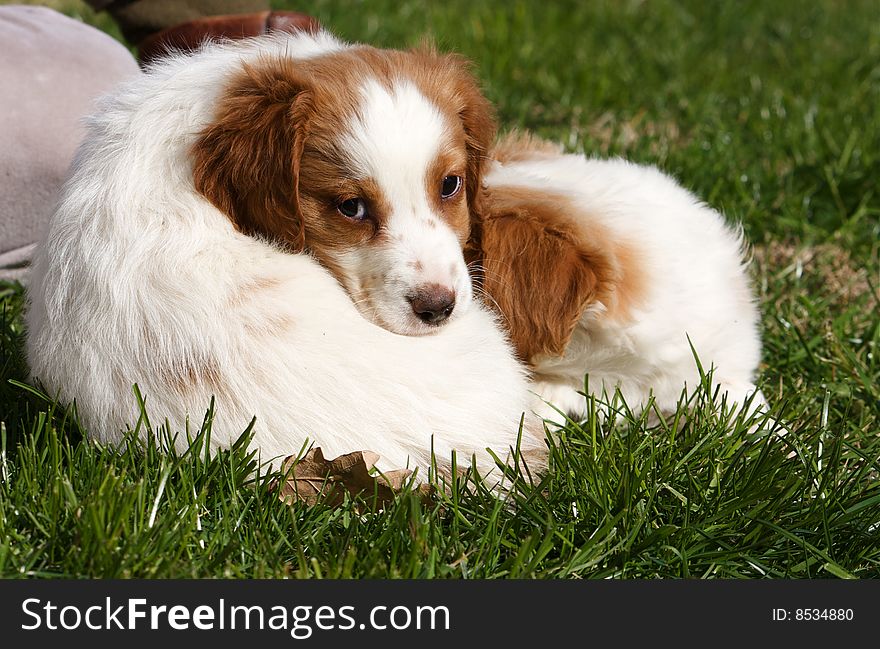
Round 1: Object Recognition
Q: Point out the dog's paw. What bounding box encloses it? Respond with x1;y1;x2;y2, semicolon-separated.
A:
529;380;586;428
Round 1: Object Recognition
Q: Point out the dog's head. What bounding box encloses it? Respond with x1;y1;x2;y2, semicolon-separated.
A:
192;42;495;335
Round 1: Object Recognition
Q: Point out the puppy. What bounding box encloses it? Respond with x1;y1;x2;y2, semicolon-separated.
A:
25;32;545;476
470;132;766;425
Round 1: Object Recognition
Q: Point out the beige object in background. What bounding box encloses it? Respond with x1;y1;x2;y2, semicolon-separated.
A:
0;5;140;281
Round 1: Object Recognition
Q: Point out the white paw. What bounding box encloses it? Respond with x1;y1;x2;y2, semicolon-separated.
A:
529;380;587;428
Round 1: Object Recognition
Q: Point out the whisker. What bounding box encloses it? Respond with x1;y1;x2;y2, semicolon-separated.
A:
479;257;518;274
466;259;513;286
471;286;510;326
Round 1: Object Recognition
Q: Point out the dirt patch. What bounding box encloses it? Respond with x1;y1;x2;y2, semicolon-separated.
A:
751;241;877;336
752;241;874;306
583;110;686;156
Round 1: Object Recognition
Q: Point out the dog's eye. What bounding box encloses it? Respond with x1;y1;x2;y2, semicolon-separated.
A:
440;175;462;199
337;198;368;220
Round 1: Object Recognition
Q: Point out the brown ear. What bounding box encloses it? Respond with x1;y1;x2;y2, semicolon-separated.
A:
191;57;312;251
452;57;496;217
477;187;619;364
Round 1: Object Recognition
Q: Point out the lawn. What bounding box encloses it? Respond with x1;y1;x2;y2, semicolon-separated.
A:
0;0;878;578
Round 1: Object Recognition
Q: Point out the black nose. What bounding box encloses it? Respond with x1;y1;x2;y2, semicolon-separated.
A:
407;284;456;325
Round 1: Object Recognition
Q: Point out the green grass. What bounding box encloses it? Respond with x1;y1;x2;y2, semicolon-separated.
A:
1;0;878;578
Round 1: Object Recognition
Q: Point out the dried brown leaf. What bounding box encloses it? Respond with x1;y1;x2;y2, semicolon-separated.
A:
272;447;432;509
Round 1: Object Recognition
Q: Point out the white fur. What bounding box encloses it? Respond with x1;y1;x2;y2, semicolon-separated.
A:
485;153;766;424
25;32;544;476
336;78;473;335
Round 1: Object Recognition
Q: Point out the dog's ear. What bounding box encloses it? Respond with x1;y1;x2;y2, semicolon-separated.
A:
192;57;312;251
478;188;619;364
454;60;496;218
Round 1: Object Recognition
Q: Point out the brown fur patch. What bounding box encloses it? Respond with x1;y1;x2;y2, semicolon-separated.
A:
473;184;644;363
608;240;647;323
141;324;224;397
244;313;295;337
161;356;223;397
227;276;282;308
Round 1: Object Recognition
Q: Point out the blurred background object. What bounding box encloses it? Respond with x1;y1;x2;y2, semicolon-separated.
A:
0;4;140;281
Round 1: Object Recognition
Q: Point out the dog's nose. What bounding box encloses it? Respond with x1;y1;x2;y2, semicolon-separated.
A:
407;284;456;324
